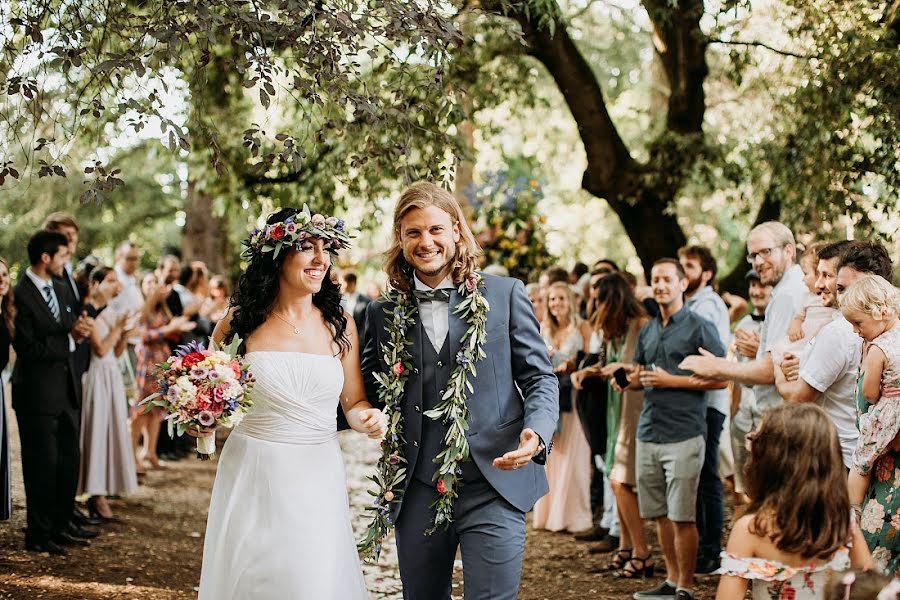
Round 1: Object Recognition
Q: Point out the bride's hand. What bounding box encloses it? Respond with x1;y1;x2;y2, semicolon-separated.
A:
186;425;215;439
357;408;387;440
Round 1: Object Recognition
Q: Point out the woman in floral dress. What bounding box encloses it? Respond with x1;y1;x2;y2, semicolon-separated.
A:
856;325;900;576
131;273;195;473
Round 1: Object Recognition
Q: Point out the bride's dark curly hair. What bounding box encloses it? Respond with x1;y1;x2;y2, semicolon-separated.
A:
228;208;350;355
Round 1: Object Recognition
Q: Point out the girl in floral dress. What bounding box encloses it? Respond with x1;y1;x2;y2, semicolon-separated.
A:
840;274;900;575
717;404;872;599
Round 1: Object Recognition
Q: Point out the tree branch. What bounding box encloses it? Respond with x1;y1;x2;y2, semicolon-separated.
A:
707;37;816;60
478;0;638;199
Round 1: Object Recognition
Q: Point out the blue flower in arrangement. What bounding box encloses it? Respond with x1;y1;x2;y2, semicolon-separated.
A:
173;339;206;357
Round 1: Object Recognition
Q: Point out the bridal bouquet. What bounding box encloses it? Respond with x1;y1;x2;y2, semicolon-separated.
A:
140;336;255;459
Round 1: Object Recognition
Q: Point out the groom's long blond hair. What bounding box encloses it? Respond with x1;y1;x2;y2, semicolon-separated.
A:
384;182;482;294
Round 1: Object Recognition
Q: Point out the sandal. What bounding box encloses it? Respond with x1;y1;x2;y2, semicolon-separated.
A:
605;549;632;571
616;554;655;579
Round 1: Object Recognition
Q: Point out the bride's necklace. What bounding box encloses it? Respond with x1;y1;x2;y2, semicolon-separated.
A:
272;311;301;335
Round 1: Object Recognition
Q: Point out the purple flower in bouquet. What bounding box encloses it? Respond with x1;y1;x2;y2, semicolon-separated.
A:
197;410;215;427
174;340;207;358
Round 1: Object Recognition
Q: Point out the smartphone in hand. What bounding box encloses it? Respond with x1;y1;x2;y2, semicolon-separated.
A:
613;367;630;389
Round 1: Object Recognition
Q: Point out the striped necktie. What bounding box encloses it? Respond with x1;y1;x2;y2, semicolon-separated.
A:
42;284;61;322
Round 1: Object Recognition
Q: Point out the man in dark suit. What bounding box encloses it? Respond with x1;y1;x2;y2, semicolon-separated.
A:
339;270;371;347
361;182;559;600
42;213;103;528
12;231;96;555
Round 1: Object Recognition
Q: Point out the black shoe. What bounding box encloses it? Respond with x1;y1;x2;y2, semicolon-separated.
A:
73;507;103;527
633;581;677;599
574;525;610;542
25;539;68;556
588;535;621;554
675;590;694;600
66;523;100;539
695;554;721;574
52;531;90;547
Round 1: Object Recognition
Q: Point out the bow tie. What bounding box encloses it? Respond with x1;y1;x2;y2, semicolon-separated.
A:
750;313;765;322
413;288;451;303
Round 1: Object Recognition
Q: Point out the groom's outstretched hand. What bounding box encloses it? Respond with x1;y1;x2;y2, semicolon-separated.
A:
492;428;541;471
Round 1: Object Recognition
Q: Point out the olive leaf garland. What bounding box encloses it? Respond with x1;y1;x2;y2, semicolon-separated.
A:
358;274;489;562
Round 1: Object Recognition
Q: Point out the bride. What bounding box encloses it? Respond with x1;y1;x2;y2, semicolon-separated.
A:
196;208;386;599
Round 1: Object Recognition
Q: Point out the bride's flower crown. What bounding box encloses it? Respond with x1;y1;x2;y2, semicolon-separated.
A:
242;205;352;259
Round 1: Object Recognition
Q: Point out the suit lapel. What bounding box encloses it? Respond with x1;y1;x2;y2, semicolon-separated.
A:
22;277;58;325
54;278;76;327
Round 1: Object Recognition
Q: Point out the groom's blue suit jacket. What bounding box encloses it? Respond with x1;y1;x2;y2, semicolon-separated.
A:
361;273;559;517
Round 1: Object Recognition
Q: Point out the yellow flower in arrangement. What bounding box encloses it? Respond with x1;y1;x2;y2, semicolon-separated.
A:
466;165;556;281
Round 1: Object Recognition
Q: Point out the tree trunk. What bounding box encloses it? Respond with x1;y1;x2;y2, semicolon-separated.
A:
181;182;229;275
607;188;688;280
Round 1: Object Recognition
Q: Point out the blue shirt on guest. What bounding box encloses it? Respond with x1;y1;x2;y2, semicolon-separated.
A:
633;304;727;444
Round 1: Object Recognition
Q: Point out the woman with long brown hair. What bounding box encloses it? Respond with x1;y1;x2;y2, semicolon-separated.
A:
574;272;651;575
532;281;593;533
0;257;14;520
717;404;872;598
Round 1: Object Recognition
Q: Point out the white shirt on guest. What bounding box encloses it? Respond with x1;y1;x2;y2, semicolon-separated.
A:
753;263;808;416
414;274;454;352
109;265;144;345
798;313;861;468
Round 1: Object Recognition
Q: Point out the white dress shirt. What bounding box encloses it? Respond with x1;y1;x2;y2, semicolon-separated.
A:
414;274;455;352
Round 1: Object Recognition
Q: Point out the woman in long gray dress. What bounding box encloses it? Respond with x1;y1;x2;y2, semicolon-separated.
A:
78;265;138;521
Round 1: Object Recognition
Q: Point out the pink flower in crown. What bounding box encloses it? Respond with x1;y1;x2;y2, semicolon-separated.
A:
284;222;298;235
465;273;480;292
325;216;338;227
296;231;309;241
311;214;326;228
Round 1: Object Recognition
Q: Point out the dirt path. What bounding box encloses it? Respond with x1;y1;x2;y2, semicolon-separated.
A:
0;398;719;599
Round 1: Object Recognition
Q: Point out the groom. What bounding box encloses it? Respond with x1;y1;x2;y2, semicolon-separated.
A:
361;182;559;599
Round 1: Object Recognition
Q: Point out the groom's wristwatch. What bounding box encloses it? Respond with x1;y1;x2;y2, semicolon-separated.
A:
531;436;548;464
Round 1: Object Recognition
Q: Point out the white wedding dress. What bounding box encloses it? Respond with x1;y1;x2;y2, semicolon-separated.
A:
198;351;368;599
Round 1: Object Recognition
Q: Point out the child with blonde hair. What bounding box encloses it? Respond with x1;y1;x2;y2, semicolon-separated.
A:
840;275;900;522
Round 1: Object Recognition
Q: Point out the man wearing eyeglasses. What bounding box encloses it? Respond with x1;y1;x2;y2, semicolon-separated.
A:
679;222;808;432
